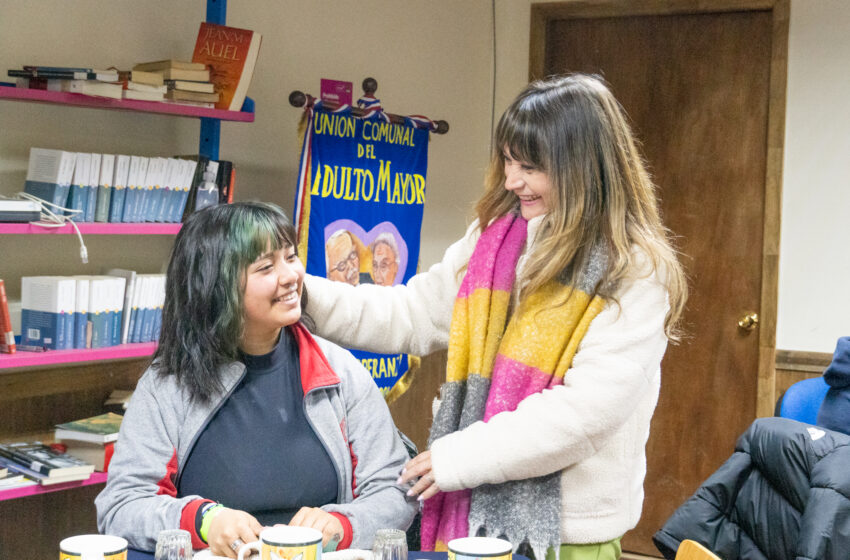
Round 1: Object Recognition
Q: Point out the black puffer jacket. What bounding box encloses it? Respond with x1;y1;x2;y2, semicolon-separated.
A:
653;417;850;560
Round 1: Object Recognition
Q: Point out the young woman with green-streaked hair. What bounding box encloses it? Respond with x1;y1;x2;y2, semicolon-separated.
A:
96;201;416;558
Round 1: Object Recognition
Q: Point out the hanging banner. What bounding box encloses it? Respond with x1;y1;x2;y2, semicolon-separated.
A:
294;99;432;400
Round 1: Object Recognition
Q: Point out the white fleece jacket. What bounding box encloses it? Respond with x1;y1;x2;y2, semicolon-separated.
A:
305;218;670;544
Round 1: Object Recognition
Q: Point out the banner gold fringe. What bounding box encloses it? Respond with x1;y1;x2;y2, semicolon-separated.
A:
296;111;312;260
385;355;420;405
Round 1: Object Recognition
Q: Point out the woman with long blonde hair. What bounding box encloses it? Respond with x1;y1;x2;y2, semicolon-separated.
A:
306;74;688;560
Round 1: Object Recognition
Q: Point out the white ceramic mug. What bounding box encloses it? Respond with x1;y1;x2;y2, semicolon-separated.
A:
448;537;512;560
59;534;128;560
238;526;323;560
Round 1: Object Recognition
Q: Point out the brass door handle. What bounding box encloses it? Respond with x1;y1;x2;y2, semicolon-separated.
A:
738;312;759;332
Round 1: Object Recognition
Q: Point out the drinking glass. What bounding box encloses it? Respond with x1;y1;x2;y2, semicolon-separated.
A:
155;528;193;560
371;529;407;560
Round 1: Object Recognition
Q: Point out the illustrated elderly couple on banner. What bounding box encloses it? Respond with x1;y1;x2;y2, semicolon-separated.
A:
294;96;435;400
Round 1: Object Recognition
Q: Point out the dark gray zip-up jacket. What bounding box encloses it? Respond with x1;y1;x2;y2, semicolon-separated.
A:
653;417;850;560
95;327;416;552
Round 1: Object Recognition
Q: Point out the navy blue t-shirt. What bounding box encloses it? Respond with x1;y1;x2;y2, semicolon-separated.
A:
178;329;339;525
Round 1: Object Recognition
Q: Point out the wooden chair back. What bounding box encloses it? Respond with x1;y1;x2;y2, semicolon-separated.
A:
675;539;721;560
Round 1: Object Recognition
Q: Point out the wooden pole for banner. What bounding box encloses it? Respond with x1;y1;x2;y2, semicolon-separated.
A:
288;77;450;134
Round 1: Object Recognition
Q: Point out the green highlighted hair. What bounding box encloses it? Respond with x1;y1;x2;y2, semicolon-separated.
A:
153;201;309;402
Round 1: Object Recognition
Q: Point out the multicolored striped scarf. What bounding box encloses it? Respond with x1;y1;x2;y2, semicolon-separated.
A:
421;213;608;558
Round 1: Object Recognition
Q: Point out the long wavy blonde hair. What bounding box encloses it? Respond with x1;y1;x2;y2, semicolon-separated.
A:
476;74;687;340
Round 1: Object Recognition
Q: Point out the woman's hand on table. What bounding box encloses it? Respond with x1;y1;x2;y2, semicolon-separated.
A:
288;507;344;549
399;450;441;501
207;508;263;559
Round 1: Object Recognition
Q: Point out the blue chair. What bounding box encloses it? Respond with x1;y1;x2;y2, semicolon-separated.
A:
777;377;830;424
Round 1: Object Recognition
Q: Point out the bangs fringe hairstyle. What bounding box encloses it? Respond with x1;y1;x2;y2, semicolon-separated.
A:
476;73;687;339
153;201;309;402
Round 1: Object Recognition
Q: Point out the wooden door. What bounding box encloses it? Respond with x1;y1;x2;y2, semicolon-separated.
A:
535;5;784;556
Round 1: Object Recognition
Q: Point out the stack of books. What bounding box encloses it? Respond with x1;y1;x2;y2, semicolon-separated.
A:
8;66;123;99
22;147;219;224
132;60;218;107
119;69;166;102
0;464;35;491
104;389;134;415
18;272;165;351
54;412;123;472
7;22;261;111
0;441;94;486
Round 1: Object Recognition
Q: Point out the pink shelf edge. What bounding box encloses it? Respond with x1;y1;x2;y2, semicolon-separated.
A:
0;85;254;122
0;222;182;235
0;342;157;369
0;471;108;501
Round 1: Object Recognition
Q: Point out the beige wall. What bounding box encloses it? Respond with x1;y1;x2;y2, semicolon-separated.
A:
1;1;846;353
776;0;850;353
0;0;494;298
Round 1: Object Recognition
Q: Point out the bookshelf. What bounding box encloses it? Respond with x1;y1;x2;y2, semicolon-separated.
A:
0;343;157;371
0;84;254;123
0;472;108;502
0;223;181;235
0;428;110;502
0;3;244;557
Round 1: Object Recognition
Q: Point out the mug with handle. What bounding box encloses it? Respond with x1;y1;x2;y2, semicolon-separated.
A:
238;526;323;560
59;534;128;560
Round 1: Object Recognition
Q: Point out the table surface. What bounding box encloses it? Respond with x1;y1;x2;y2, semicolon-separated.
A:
128;550;528;560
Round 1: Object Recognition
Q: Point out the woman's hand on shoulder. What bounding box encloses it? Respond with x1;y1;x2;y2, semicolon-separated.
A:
288;507;344;549
208;508;263;559
398;450;441;501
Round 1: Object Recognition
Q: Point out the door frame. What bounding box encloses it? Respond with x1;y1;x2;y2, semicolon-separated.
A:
529;0;789;418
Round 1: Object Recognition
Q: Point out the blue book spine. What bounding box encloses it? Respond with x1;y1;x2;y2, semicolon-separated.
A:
140;307;154;343
164;189;178;223
130;188;142;223
73;311;87;349
95;186;112;223
66;184;86;219
109;187;126;223
147;187;161;223
126;308;137;344
176;188;191;223
155;187;170;222
121;187;135;223
171;189;184;223
20;309;63;350
63;311;74;349
60;183;72;210
103;311;113;349
88;311;104;348
111;310;122;346
153;307;163;341
137;188;149;223
85;184;97;222
131;307;144;344
24;180;66;208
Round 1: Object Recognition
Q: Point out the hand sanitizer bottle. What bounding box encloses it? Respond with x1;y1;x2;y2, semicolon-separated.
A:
194;160;220;211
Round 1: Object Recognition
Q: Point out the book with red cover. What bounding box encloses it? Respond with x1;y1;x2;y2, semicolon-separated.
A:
191;22;262;111
0;279;15;354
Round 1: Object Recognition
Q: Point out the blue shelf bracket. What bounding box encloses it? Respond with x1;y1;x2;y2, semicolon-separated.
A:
200;0;226;160
206;0;226;24
199;118;221;160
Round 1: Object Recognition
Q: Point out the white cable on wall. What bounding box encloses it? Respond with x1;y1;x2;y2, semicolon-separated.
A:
3;192;89;264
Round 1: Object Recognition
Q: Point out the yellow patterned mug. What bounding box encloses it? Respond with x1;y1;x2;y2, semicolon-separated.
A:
238;526;323;560
60;535;128;560
448;537;512;560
